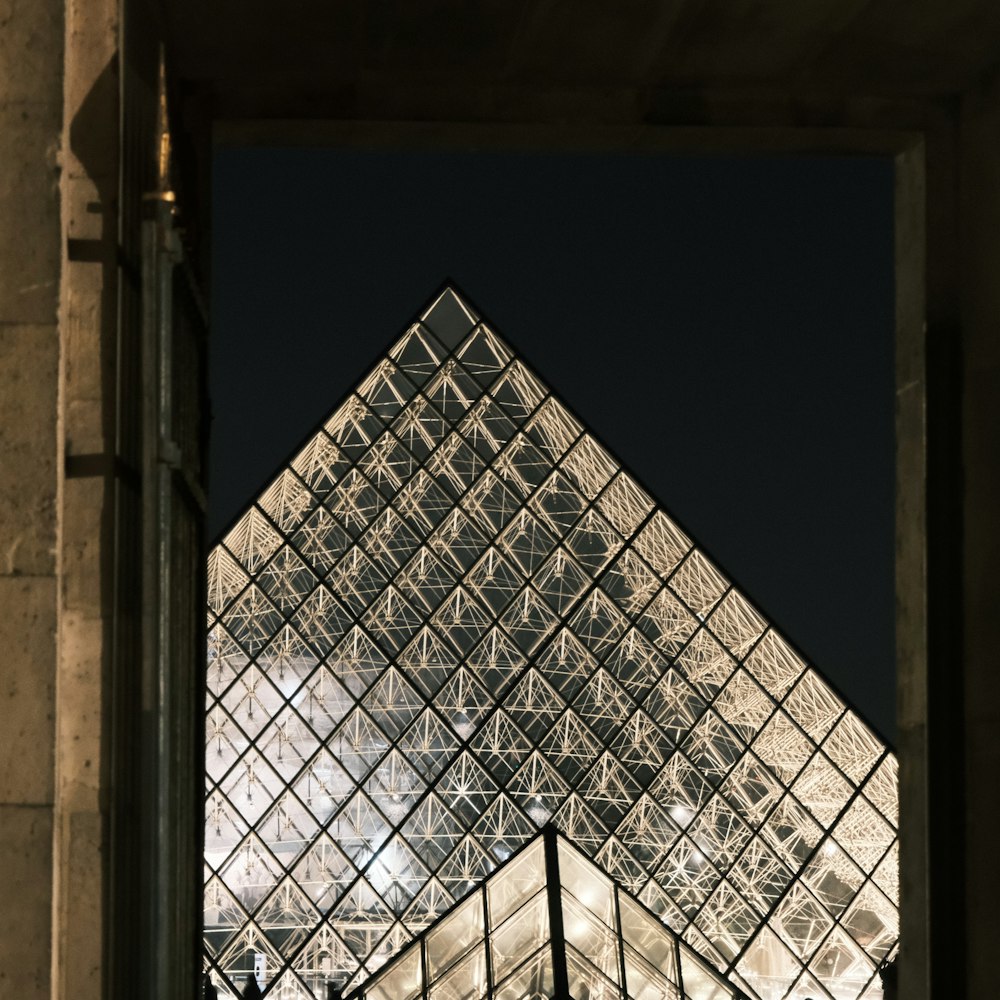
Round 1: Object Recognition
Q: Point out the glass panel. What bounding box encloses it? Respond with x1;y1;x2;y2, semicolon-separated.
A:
619;895;677;981
872;842;899;905
784;671;845;743
558;840;615;925
762;795;824;869
792;754;853;829
561;892;621;983
566;945;623;1000
632;511;691;582
367;946;422;1000
681;924;726;969
714;670;774;744
624;948;681;1000
822;712;882;786
743;629;806;699
863;756;898;826
493;947;554;1000
490;892;549;982
488;838;546;927
735;926;800;1000
841;882;897;963
808;926;874;1000
785;969;830;1000
771;882;834;961
428;942;487;1000
668;551;728;620
596;472;654;539
801;839;864;917
678;949;734;1000
832;797;895;875
426;892;485;980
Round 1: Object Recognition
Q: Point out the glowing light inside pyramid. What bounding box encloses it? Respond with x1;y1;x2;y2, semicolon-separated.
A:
204;288;898;1000
351;829;747;1000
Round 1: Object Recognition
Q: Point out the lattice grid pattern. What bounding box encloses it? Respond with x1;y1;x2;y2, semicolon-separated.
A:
205;288;897;1000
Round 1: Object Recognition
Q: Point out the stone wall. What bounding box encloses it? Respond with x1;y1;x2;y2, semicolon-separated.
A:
57;0;120;996
0;0;64;994
0;0;120;996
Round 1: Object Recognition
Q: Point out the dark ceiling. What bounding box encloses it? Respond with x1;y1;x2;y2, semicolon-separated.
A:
161;0;1000;123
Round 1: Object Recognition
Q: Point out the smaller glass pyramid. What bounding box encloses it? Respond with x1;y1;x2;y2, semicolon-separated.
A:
352;827;744;1000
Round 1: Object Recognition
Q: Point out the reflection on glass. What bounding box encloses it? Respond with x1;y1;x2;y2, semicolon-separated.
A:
558;839;614;924
426;893;484;979
624;949;681;1000
562;891;621;983
367;946;421;1000
429;943;487;1000
490;893;549;982
681;950;735;1000
620;894;677;981
566;945;622;1000
488;839;546;927
809;926;872;1000
494;947;553;1000
736;925;801;1000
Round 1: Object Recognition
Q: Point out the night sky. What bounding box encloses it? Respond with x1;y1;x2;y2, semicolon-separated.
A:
210;148;895;743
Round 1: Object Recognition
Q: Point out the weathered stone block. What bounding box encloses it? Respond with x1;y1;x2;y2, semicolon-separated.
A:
63;248;116;456
61;476;108;616
64;397;106;458
56;610;103;808
0;324;59;577
0;577;56;804
0;804;53;998
0;0;63;106
0;104;62;325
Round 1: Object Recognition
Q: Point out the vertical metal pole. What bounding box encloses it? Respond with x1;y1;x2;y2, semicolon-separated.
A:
482;882;495;998
613;885;627;1000
158;193;181;995
140;198;160;996
543;827;570;1000
141;46;197;999
421;935;428;1000
141;188;180;998
674;937;685;999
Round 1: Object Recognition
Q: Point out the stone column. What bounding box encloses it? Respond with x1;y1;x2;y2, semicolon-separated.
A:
0;0;125;996
55;0;121;996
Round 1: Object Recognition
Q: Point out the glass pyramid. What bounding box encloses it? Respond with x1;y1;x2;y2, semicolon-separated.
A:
204;287;898;1000
351;827;748;1000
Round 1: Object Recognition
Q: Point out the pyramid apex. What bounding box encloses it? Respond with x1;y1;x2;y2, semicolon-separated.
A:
420;284;479;348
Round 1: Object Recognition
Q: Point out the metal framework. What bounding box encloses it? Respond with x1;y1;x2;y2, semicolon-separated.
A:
204;288;897;1000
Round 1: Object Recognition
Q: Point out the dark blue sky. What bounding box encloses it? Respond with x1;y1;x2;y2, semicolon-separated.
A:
210;148;895;742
